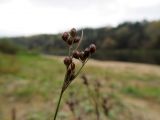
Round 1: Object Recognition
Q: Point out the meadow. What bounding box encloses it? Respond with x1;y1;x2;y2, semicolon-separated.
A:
0;53;160;120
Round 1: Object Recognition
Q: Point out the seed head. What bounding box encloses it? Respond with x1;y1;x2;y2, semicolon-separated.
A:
84;48;90;58
70;62;75;70
72;50;80;59
67;101;74;112
67;67;72;75
79;51;85;61
74;36;80;43
89;44;96;54
62;32;69;41
102;97;111;116
70;28;77;37
64;57;72;66
67;38;73;45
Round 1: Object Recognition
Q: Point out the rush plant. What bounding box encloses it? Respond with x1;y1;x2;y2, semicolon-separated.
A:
81;74;100;120
81;74;112;120
53;28;96;120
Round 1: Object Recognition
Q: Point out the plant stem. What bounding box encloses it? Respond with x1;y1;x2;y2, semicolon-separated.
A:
53;90;64;120
86;85;100;120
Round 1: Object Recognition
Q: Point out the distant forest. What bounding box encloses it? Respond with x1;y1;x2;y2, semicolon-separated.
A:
0;20;160;64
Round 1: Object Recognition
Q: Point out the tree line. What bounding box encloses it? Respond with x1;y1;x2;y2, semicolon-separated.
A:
0;20;160;64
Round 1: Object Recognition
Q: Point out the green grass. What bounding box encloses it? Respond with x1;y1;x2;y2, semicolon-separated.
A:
0;53;64;100
122;86;160;101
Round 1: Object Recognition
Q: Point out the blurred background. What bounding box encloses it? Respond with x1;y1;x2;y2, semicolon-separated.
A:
0;0;160;120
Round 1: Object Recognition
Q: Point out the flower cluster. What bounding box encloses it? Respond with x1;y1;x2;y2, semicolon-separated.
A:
62;28;80;45
72;43;96;62
61;28;96;92
53;28;96;120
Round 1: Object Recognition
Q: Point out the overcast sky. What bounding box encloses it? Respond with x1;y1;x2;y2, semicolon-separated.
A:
0;0;160;37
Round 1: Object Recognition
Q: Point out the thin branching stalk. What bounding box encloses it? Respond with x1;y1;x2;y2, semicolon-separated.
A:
81;75;100;120
52;28;96;120
86;84;100;120
53;90;63;120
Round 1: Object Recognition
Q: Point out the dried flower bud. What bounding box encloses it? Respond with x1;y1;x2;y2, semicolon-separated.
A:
72;50;80;59
84;48;90;58
79;51;85;61
81;75;88;86
66;99;76;113
64;57;72;66
74;36;80;43
70;62;75;70
70;28;77;37
89;44;96;54
67;67;72;75
67;38;73;45
102;97;111;116
62;32;69;41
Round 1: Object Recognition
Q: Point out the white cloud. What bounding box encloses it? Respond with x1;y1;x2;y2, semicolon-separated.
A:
0;0;160;36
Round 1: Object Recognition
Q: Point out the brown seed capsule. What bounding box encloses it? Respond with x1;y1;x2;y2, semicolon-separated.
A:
66;100;75;112
89;44;96;54
67;39;72;45
79;51;85;61
64;57;72;66
70;28;77;37
70;62;75;70
67;67;72;75
62;32;69;41
72;50;80;59
73;36;80;43
102;97;111;116
84;48;90;58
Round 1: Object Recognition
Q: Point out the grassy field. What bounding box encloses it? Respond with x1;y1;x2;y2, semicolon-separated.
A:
0;53;160;120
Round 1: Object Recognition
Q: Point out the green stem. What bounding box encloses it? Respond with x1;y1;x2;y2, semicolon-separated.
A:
53;90;64;120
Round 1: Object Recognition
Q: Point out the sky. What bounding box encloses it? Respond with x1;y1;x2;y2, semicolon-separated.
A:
0;0;160;37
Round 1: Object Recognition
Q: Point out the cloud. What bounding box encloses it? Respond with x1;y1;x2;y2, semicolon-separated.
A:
30;0;94;8
0;0;12;4
0;0;160;36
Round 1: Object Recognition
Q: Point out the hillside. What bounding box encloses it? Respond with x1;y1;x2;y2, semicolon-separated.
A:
0;20;160;64
0;53;160;120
